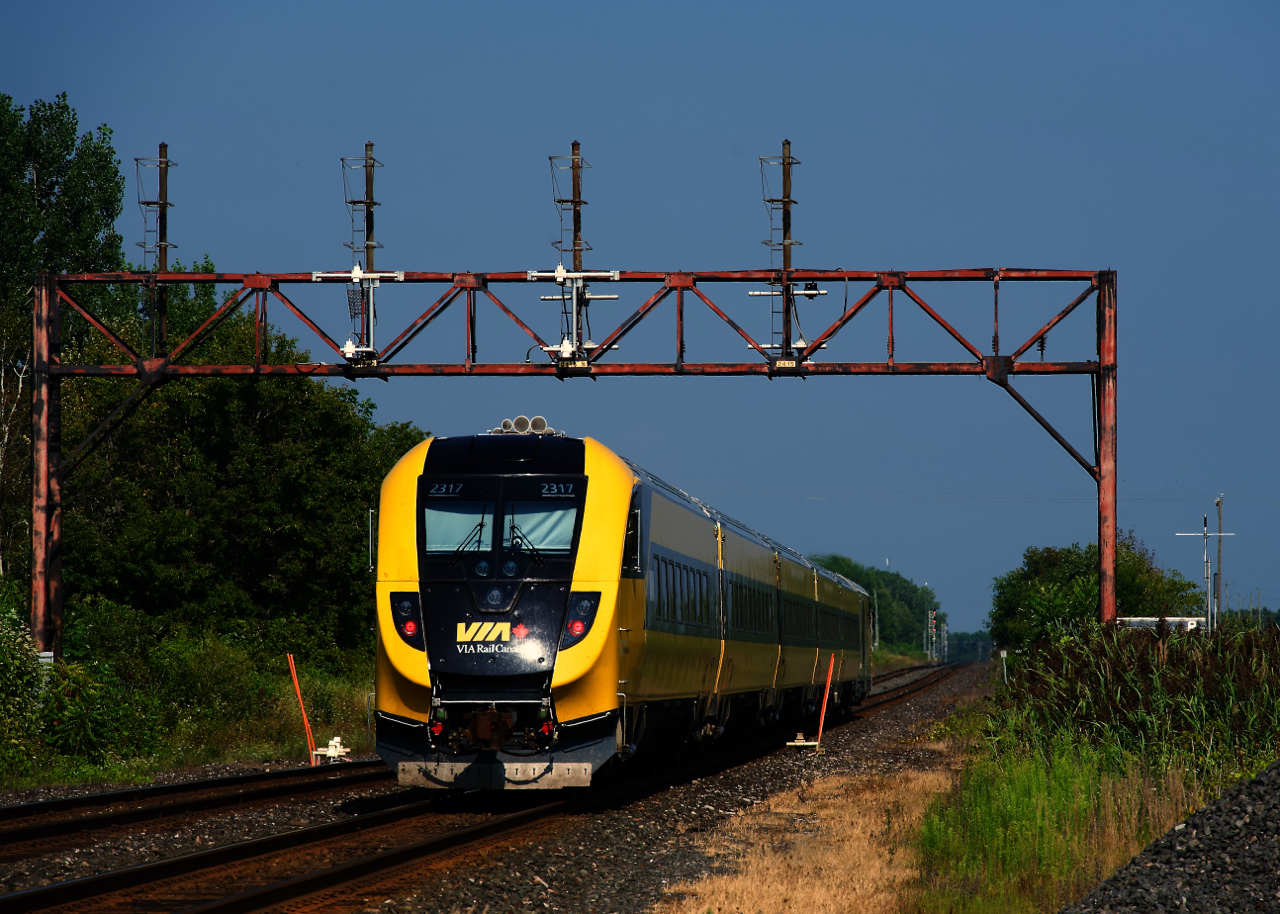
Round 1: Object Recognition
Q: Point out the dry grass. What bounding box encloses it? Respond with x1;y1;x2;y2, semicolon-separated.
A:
654;768;953;914
651;665;1199;914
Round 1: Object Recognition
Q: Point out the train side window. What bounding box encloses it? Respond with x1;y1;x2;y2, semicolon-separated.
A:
655;558;663;619
621;487;643;578
701;568;711;627
664;559;673;621
703;572;710;625
659;557;669;620
650;556;659;620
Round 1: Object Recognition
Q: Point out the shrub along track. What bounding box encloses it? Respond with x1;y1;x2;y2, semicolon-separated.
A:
0;663;962;914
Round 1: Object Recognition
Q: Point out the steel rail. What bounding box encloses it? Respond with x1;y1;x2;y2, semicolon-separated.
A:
871;662;947;686
176;667;970;914
0;793;448;914
0;759;385;824
0;764;391;861
854;663;963;718
0;666;966;914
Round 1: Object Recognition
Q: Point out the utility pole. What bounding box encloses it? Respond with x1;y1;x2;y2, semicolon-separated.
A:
1215;495;1223;628
1176;514;1233;632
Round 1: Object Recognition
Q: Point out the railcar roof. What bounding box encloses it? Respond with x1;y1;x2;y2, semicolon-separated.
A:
620;456;868;598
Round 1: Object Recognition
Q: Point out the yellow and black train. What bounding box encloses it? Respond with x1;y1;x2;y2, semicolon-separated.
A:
374;428;871;789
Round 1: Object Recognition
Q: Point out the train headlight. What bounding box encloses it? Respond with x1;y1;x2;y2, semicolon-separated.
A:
390;591;425;650
560;592;601;649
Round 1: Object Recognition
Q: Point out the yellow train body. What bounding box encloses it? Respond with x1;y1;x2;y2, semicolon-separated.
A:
374;433;870;789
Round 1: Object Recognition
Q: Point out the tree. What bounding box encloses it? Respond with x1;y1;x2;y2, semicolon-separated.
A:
0;93;125;578
61;260;427;668
988;531;1202;650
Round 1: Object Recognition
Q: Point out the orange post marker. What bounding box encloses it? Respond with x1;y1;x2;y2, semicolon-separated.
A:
287;654;317;766
816;653;835;744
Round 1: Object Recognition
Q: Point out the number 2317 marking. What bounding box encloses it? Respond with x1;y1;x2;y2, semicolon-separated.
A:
541;483;574;495
428;483;464;495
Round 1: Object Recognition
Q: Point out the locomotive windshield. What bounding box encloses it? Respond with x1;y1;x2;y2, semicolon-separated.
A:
423;501;495;553
418;474;586;576
503;502;576;554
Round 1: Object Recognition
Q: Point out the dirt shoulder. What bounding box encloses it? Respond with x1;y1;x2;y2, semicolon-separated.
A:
650;663;991;914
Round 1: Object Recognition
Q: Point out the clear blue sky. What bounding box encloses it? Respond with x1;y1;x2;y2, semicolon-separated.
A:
6;1;1278;632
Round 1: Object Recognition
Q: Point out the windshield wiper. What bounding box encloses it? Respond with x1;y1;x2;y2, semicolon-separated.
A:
446;520;486;566
507;521;546;567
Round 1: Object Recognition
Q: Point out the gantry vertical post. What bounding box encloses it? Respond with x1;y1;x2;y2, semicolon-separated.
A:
465;289;476;368
676;287;684;371
30;274;63;658
1097;271;1118;623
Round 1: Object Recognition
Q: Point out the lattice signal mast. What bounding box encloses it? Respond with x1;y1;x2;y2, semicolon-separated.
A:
135;142;177;355
338;143;383;361
538;142;618;371
752;140;827;359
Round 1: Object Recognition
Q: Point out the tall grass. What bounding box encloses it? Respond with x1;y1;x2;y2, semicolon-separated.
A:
995;622;1280;787
904;622;1280;913
908;744;1191;913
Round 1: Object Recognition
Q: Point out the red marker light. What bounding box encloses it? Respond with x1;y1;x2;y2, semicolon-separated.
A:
567;620;586;637
403;619;418;636
540;722;555;735
430;721;443;736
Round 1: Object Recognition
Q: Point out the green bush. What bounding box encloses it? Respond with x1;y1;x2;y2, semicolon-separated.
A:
0;595;42;773
41;661;112;761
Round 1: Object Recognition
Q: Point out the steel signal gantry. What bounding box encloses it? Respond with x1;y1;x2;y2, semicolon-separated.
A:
28;140;1118;659
30;265;1118;658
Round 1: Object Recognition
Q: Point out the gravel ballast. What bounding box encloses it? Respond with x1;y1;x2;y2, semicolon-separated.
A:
1062;757;1280;914
0;664;977;912
364;664;983;914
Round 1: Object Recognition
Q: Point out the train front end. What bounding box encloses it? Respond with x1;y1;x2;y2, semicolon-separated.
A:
374;431;632;789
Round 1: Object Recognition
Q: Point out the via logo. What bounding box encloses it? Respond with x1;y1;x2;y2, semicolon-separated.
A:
456;622;511;642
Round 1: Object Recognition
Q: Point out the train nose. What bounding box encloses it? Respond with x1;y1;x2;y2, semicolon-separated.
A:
422;582;570;677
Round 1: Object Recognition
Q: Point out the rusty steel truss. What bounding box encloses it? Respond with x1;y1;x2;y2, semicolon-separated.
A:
29;265;1117;656
28;140;1116;658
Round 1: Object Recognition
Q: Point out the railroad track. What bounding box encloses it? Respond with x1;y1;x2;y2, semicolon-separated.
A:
871;661;947;687
0;760;392;863
2;663;964;914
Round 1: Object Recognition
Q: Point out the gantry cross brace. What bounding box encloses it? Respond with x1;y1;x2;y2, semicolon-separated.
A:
30;267;1117;656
